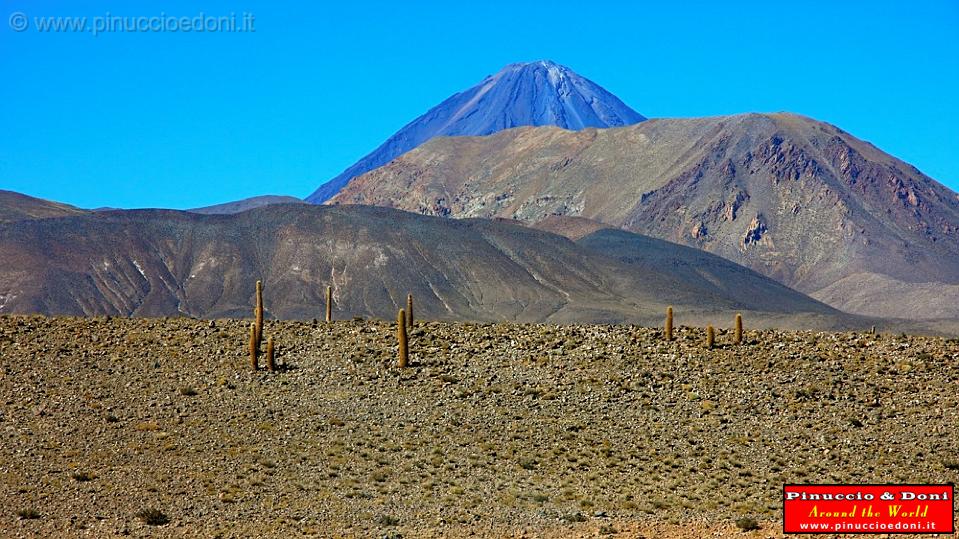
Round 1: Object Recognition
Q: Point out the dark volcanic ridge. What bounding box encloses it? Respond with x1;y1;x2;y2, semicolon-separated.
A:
305;60;645;203
0;201;868;330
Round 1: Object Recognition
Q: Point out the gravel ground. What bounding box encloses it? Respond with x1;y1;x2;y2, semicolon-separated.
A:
1;315;957;538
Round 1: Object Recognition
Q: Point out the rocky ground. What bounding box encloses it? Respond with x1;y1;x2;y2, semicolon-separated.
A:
0;315;957;538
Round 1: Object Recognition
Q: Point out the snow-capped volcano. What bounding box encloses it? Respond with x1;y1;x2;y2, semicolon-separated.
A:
305;60;644;203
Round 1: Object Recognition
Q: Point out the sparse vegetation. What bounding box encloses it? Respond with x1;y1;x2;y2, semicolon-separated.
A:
135;508;169;526
397;308;408;367
71;471;94;482
16;508;41;520
266;336;276;372
664;306;673;341
734;517;759;531
249;321;258;370
561;512;588;523
376;514;400;526
407;293;414;328
599;524;618;535
325;285;333;323
254;279;264;349
734;313;743;345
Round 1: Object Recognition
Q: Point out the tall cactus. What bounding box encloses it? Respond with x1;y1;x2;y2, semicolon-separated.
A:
665;306;673;341
407;293;414;328
734;313;743;345
266;336;276;372
249;322;258;370
397;309;409;368
255;280;264;349
325;285;333;323
706;325;715;349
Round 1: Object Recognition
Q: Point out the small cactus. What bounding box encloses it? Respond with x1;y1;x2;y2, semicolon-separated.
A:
734;313;743;345
266;336;276;372
397;309;408;368
406;293;414;328
706;325;715;349
255;280;264;349
325;285;333;323
249;322;258;370
665;306;673;341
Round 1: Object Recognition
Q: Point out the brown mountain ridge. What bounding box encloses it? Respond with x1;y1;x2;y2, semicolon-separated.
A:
0;189;87;223
330;113;959;320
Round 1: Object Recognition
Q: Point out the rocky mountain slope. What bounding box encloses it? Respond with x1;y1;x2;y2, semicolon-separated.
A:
305;60;645;203
0;189;86;223
0;200;853;327
331;113;959;320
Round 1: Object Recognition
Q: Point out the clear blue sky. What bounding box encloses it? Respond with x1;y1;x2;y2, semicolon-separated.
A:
2;0;957;209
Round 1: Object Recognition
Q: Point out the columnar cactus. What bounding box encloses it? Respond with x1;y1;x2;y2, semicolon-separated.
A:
266;336;276;372
255;280;264;349
665;306;673;341
734;313;743;345
325;286;333;323
706;325;715;349
407;293;414;328
249;322;258;370
397;309;408;368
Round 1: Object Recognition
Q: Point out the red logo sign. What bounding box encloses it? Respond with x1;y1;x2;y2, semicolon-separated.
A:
784;484;954;534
